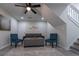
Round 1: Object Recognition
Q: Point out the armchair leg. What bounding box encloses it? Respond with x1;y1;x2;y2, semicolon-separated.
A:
21;42;23;45
10;43;12;46
15;43;17;48
21;40;23;45
45;41;47;46
52;43;54;48
56;41;57;47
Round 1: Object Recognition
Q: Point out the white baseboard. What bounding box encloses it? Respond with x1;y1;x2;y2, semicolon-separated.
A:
0;44;9;50
58;44;69;50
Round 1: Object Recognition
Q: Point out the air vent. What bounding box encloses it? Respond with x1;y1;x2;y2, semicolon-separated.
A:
28;16;32;19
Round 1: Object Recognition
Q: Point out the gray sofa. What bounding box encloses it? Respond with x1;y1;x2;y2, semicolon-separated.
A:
23;33;45;47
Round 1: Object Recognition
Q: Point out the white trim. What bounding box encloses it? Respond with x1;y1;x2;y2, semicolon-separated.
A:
0;44;9;50
58;44;69;50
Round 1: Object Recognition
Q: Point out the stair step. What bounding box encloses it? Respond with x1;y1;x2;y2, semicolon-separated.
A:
70;45;79;54
70;38;79;55
75;39;79;43
74;42;79;46
70;46;79;55
70;46;79;51
70;48;79;55
77;39;79;41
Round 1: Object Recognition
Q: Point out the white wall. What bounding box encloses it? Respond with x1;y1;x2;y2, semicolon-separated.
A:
47;22;66;49
18;21;47;39
18;21;57;40
55;24;67;49
11;18;18;33
47;22;57;38
0;8;18;49
0;31;10;49
0;8;10;49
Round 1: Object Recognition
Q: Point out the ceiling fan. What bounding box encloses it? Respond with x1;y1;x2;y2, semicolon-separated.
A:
15;3;41;14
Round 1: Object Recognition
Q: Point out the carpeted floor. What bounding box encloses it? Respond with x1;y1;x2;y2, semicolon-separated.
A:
3;46;78;56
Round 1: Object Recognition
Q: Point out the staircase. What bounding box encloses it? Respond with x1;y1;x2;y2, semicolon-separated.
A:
67;5;79;54
70;39;79;54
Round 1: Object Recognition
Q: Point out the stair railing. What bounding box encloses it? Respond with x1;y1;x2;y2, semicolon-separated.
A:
67;5;79;27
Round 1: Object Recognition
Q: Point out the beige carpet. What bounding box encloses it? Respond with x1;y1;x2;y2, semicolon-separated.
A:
4;46;64;56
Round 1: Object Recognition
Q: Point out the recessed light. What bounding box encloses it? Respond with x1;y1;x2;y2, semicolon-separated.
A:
41;17;44;20
21;17;24;19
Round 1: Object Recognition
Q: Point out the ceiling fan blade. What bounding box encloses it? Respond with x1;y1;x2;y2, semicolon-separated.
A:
15;4;26;7
29;3;31;7
24;10;27;14
31;9;37;14
25;3;28;6
31;5;40;8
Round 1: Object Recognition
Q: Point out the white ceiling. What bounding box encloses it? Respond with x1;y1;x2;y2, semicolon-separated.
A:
71;3;79;11
0;3;69;26
41;4;66;27
0;3;43;21
47;3;69;16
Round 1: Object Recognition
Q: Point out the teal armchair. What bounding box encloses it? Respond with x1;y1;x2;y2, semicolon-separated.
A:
45;33;58;47
10;34;23;47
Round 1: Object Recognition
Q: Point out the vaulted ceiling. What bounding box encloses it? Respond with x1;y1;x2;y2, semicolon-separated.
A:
0;3;69;26
0;3;42;21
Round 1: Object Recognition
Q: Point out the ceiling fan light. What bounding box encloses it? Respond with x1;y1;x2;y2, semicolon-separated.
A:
26;7;31;11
